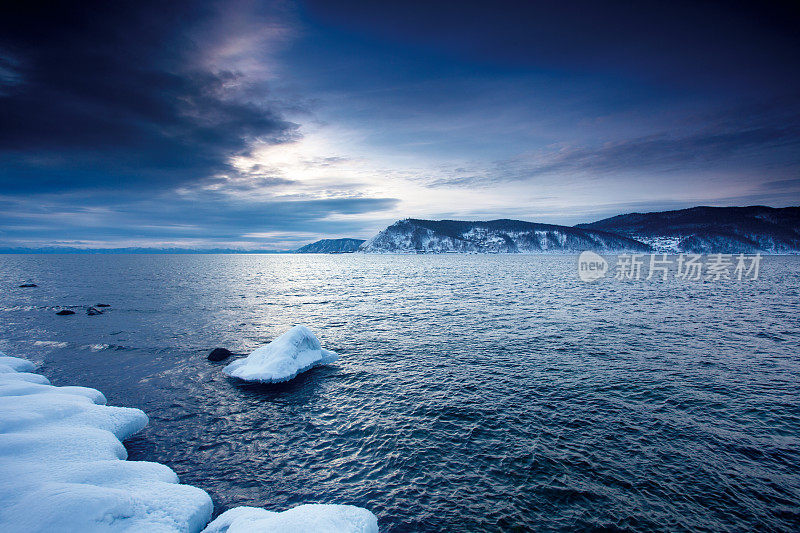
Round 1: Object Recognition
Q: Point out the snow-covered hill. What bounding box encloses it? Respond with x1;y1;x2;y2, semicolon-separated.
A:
578;206;800;254
296;238;365;253
359;219;650;254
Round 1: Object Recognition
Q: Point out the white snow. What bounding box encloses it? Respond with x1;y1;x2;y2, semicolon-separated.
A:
203;505;379;533
0;353;213;532
0;351;377;533
0;355;36;373
223;325;339;383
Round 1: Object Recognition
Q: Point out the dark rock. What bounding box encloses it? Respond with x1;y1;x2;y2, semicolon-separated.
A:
87;307;103;316
19;283;37;288
56;310;75;315
208;348;233;361
96;303;111;307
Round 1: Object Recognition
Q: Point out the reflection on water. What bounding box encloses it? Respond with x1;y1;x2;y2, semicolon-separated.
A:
1;254;799;531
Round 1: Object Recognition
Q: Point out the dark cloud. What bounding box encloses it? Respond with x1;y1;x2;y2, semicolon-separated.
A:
0;1;402;249
426;105;800;188
0;1;297;193
521;126;800;177
301;0;800;94
2;1;799;248
762;178;800;191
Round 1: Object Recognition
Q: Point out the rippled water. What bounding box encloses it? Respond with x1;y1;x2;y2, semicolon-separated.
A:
1;254;799;531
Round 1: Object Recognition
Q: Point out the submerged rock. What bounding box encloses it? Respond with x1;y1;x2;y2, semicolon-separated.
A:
55;310;75;316
96;303;111;307
87;307;103;316
208;348;233;362
19;283;37;288
223;325;339;383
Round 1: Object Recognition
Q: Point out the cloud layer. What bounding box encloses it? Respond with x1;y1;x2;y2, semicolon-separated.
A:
0;1;798;249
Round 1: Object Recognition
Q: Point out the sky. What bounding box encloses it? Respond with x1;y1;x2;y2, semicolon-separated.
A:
1;0;799;250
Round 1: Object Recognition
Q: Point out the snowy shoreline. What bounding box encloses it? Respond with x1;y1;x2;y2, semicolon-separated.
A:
0;353;378;532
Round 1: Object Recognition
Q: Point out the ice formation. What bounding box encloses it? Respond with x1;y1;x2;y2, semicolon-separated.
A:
203;504;379;533
0;351;377;533
223;325;339;383
0;353;213;532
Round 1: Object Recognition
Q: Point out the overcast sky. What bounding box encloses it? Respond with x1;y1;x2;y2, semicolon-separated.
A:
1;0;799;249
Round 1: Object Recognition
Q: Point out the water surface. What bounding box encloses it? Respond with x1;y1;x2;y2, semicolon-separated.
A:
1;254;798;531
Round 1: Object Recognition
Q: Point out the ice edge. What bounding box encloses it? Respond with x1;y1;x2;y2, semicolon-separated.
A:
0;352;377;533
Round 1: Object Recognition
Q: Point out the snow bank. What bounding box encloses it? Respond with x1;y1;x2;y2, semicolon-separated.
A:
0;351;378;532
203;505;379;533
0;355;36;373
0;353;213;532
223;326;339;383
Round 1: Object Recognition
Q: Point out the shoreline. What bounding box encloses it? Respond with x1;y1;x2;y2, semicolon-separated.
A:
0;353;378;533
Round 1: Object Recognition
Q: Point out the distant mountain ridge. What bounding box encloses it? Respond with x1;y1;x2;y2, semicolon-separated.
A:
4;206;798;255
0;247;285;254
359;218;649;253
578;206;800;253
296;238;366;253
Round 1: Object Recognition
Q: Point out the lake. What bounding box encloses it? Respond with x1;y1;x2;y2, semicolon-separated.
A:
1;254;798;531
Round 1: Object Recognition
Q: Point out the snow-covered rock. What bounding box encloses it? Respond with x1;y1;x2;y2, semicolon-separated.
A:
203;504;379;533
0;351;377;533
223;326;339;383
0;354;213;532
0;355;36;373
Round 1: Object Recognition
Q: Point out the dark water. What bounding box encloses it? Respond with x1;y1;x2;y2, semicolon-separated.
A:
1;254;799;532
